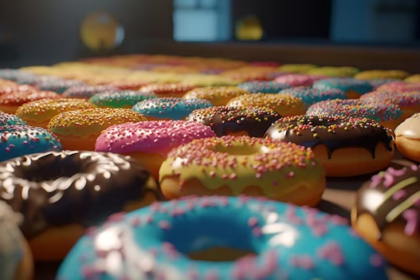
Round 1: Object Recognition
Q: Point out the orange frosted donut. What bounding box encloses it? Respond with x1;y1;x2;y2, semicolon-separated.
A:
15;98;94;128
159;136;326;206
140;83;197;98
183;86;249;106
48;108;147;150
227;93;306;117
0;90;59;114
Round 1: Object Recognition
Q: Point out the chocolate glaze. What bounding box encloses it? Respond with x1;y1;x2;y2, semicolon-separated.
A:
0;151;162;238
265;115;393;159
186;106;282;138
356;166;420;238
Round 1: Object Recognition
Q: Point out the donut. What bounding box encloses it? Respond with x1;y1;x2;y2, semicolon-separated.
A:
406;74;420;83
0;112;26;126
227;93;306;117
222;72;273;82
279;87;346;106
186;106;281;137
0;69;34;82
360;91;420;120
0;150;162;260
132;98;213;121
15;74;61;86
307;99;403;130
57;195;388;280
139;83;197;98
89;90;156;108
237;81;291;93
47;108;146;150
0;90;60;114
0;201;33;280
62;85;119;99
308;66;360;78
0;125;62;162
95;121;216;179
352;165;420;275
180;75;239;87
274;74;326;87
36;79;86;94
313;78;373;99
0;84;36;96
395;113;420;162
15;98;94;128
265;115;394;177
106;80;149;90
376;81;420;93
277;64;318;73
366;79;400;89
183;86;249;106
159;136;326;205
354;70;410;80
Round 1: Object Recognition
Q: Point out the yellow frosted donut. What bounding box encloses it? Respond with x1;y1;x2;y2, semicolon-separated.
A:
159;136;326;206
183;86;249;106
227;93;306;116
406;74;420;83
355;70;409;80
48;108;147;151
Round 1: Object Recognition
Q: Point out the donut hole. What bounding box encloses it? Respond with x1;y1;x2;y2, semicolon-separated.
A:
213;143;267;156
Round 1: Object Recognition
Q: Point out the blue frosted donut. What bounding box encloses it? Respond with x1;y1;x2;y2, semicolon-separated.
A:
313;78;373;98
279;86;346;106
0;125;62;162
132;97;213;120
37;80;86;94
238;81;291;93
57;196;388;280
0;113;26;126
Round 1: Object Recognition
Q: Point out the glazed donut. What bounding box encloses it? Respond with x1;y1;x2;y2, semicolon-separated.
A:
313;78;373;99
279;87;346;106
48;108;146;151
95;121;216;179
277;64;318;73
274;74;326;87
0;125;62;162
308;66;360;78
15;98;94;128
360;91;420;120
307;99;403;130
0;150;162;261
0;90;60;114
89;90;156;108
0;201;33;280
186;106;281;137
58;196;388;280
395;113;420;162
237;81;291;93
62;85;119;99
406;74;420;83
0;112;26;126
354;70;409;80
227;93;306;117
352;165;420;275
183;86;249;106
36;79;86;94
376;82;420;93
265;115;394;177
132;98;213;121
140;83;197;98
159;136;326;206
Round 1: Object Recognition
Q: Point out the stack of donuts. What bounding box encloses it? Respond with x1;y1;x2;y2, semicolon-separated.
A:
0;55;420;280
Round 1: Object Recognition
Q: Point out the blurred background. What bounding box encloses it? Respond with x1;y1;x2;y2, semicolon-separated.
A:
0;0;419;71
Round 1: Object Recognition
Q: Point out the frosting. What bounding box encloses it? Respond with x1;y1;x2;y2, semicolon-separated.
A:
277;64;318;73
15;98;94;123
0;125;62;162
238;81;291;93
395;113;420;139
132;98;213;120
0;151;162;238
89;91;156;108
0;113;26;126
313;78;373;94
360;91;420;107
356;165;420;237
376;82;420;93
354;70;409;80
308;67;360;78
140;83;196;95
0;84;36;95
274;74;326;87
307;99;402;122
266;115;394;159
406;74;420;83
37;80;86;94
186;106;281;137
224;72;272;82
279;87;346;106
183;86;249;104
95;120;216;156
366;79;400;89
62;85;119;99
0;69;34;82
16;74;61;86
48;108;147;138
57;196;388;280
106;81;149;90
0;90;59;106
227;93;306;117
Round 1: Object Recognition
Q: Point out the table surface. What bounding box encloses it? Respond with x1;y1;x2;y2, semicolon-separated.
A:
34;152;420;280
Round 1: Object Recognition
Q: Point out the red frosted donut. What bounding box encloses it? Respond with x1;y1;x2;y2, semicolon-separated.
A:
0;90;59;114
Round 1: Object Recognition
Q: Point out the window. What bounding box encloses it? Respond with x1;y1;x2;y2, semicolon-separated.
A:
173;0;231;42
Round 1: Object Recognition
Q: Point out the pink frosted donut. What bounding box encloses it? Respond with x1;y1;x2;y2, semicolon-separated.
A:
95;120;216;179
274;74;327;87
376;82;420;93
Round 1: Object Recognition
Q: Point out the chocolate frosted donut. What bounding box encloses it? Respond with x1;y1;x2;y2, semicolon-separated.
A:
265;115;394;177
186;106;281;137
0;150;162;260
